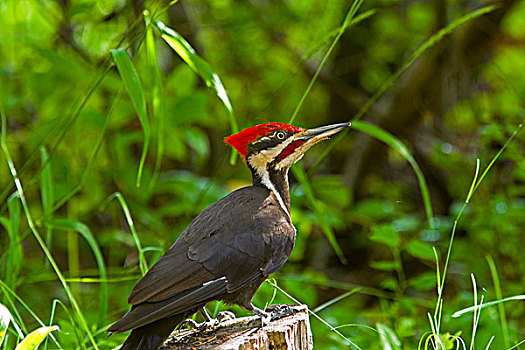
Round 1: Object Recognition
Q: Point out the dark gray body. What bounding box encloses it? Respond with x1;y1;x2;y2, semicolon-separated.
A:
108;185;295;349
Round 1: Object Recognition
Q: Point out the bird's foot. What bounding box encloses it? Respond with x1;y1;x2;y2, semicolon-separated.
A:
217;310;236;322
180;318;204;329
181;308;236;329
251;305;271;327
266;304;295;321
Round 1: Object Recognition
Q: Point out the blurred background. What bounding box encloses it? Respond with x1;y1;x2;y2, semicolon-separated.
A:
0;0;524;349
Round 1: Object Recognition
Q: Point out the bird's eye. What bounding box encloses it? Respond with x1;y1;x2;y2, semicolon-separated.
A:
275;131;286;140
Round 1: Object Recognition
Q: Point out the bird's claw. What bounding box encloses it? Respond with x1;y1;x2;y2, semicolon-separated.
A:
251;306;271;327
217;311;236;322
181;310;236;329
180;318;203;329
181;318;218;329
269;304;295;320
259;314;271;327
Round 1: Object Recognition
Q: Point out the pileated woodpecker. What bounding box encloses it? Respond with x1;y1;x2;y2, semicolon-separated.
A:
108;122;349;349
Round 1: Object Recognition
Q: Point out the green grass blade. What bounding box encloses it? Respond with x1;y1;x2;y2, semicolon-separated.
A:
354;5;496;122
266;279;361;349
439;160;479;304
40;147;54;265
472;119;523;194
350;121;433;227
509;339;525;350
45;300;74;350
144;11;165;190
451;295;525;318
154;20;235;125
485;255;510;348
14;326;59;350
44;219;108;329
308;6;498;174
300;9;375;66
154;20;238;164
0;282;60;348
465;159;481;204
43;89;123;221
4;193;22;290
101;192;148;275
110;48;150;187
292;165;348;264
313;288;361;313
40;148;54;213
439;118;523;301
0;116;98;350
289;0;364;124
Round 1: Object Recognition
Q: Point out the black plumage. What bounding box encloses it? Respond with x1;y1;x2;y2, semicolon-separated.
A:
108;122;349;349
109;186;294;349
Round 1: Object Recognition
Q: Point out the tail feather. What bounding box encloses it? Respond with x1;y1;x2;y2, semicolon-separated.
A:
110;277;228;332
119;313;188;350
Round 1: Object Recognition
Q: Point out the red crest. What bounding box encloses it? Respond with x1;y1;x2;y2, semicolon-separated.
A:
224;123;304;157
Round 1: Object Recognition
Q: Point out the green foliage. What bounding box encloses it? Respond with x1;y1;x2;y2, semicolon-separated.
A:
1;0;524;349
111;48;150;187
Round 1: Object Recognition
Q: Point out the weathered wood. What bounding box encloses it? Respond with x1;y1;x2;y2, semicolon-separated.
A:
161;305;313;350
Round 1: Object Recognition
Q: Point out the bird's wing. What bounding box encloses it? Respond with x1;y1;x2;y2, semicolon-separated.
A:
185;187;293;292
108;277;228;333
127;242;218;304
127;186;291;305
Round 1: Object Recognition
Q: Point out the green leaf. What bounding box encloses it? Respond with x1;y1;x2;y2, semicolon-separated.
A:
40;147;54;214
15;326;59;350
376;322;401;350
438;332;462;350
44;219;108;328
184;128;210;157
144;11;164;190
4;193;22;289
370;224;399;248
110;48;150;187
351;121;433;228
379;277;398;291
154;20;238;164
407;272;437;291
40;147;54;265
370;260;399;271
155;21;233;117
405;240;435;261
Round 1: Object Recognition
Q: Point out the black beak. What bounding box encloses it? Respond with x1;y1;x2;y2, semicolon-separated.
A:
295;122;350;141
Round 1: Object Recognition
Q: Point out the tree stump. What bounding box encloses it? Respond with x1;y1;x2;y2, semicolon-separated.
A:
161;305;313;350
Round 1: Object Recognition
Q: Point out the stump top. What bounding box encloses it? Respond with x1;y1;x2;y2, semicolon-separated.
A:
161;305;312;350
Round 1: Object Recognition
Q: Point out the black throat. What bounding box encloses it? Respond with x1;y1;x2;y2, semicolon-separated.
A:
249;164;291;213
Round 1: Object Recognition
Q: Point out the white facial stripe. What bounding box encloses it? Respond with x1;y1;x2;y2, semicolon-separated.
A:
257;166;290;219
247;139;294;219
